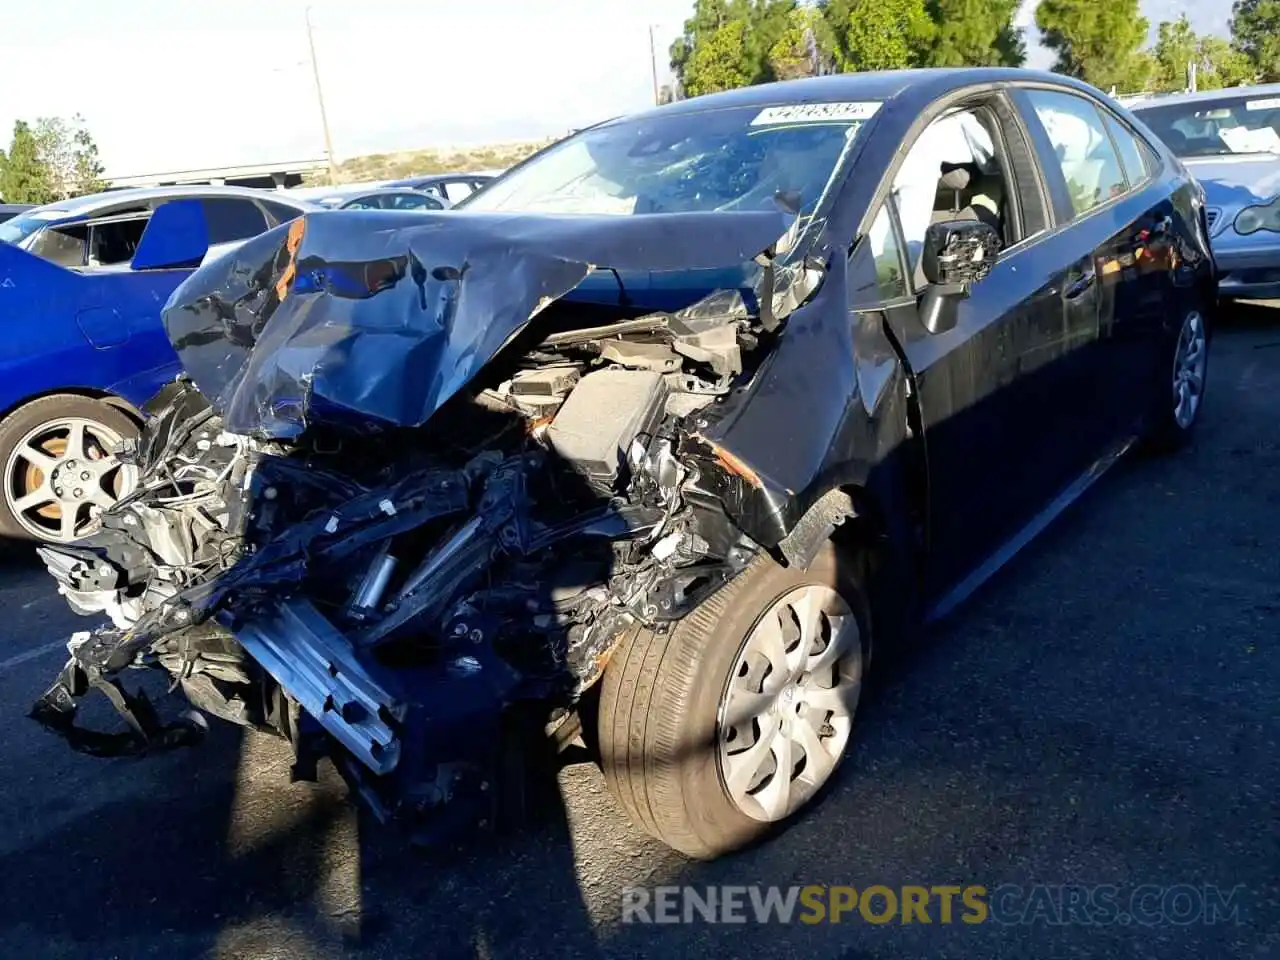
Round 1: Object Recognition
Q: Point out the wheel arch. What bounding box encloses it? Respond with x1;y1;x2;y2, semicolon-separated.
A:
0;387;143;428
779;476;924;657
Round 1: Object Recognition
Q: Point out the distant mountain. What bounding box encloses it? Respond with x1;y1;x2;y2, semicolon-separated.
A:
1017;0;1233;70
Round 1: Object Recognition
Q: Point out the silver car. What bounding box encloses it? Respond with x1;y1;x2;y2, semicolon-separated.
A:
1134;85;1280;300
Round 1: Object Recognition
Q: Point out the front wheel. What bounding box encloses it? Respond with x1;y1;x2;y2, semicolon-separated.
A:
597;543;870;859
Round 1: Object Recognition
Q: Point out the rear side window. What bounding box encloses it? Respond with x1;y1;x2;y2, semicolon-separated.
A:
390;193;442;210
443;181;475;203
1025;90;1127;217
200;198;268;244
1102;112;1157;186
30;224;88;267
261;199;306;226
90;218;148;265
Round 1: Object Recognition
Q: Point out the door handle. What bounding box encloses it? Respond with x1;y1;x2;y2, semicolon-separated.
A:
1063;266;1097;300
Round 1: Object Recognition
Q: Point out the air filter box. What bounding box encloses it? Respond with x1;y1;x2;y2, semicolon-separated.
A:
546;368;668;490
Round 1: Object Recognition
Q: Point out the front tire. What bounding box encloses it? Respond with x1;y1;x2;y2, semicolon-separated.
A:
597;543;870;859
0;395;140;543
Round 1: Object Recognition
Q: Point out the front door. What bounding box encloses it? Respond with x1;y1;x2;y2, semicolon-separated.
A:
873;96;1101;599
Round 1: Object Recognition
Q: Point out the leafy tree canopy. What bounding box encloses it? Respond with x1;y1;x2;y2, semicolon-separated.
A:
1153;15;1255;91
925;0;1025;68
0;114;105;203
1232;0;1280;82
0;121;56;205
1036;0;1152;91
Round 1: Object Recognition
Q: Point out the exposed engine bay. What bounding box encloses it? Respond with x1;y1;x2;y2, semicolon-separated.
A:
30;207;826;840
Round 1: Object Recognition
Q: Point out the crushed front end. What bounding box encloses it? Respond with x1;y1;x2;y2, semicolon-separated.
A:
30;208;821;839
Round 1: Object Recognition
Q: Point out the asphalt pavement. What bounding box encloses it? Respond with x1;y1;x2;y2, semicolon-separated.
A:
0;310;1277;959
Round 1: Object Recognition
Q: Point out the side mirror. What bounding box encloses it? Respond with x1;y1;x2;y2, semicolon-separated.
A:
919;219;1001;335
130;200;210;271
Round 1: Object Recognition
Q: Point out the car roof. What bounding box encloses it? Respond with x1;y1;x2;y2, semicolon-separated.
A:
347;187;434;197
25;184;318;219
400;172;491;182
1130;84;1280;111
615;68;1084;124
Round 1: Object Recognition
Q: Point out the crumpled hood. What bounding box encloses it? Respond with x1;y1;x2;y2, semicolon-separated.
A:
161;208;793;439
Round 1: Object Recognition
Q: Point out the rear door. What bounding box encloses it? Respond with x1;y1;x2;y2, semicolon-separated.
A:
1013;87;1173;443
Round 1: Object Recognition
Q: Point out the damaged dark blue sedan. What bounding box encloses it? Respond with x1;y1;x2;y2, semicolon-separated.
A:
32;69;1215;859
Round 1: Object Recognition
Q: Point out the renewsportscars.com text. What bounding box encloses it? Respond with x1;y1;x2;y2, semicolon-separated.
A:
620;884;1246;926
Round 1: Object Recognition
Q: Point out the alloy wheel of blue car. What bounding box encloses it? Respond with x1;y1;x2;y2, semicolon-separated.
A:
0;399;139;543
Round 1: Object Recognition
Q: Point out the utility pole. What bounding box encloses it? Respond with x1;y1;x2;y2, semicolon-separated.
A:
306;6;338;185
649;25;661;105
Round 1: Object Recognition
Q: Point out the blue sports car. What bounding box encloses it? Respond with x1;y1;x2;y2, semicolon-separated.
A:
0;187;312;543
1134;85;1280;300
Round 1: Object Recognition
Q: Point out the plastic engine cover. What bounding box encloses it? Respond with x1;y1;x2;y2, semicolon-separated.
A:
546;369;667;489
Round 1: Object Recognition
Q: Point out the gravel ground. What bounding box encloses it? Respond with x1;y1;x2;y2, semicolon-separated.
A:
0;311;1276;959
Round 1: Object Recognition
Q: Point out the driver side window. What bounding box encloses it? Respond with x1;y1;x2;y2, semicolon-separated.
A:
892;107;1011;280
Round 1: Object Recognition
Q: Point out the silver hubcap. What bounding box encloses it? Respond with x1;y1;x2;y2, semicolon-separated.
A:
717;583;863;823
3;416;136;541
1172;311;1207;430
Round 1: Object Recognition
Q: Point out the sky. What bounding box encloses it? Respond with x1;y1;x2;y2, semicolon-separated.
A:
0;0;1233;178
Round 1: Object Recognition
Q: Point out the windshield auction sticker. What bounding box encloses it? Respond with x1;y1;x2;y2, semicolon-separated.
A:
1246;97;1280;112
751;102;881;126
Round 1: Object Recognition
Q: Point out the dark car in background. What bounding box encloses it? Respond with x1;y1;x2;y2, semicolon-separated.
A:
1133;85;1280;300
0;203;33;224
305;186;449;211
33;69;1214;861
382;171;495;204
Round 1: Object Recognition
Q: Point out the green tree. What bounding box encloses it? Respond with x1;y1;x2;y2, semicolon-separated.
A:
925;0;1025;68
1152;16;1197;90
683;19;757;95
1232;0;1280;82
70;122;107;197
0;120;55;204
1153;16;1256;91
768;5;838;79
33;115;106;199
1036;0;1152;91
826;0;935;72
672;0;802;96
1198;36;1256;88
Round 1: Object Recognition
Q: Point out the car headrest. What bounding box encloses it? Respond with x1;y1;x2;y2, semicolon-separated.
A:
939;162;978;191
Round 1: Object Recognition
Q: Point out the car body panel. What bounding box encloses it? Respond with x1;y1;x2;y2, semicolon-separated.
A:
0;200;223;418
0;237;191;415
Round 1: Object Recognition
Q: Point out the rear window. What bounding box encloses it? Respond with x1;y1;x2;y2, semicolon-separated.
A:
200;198;269;244
261;199;306;226
1136;93;1280;157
